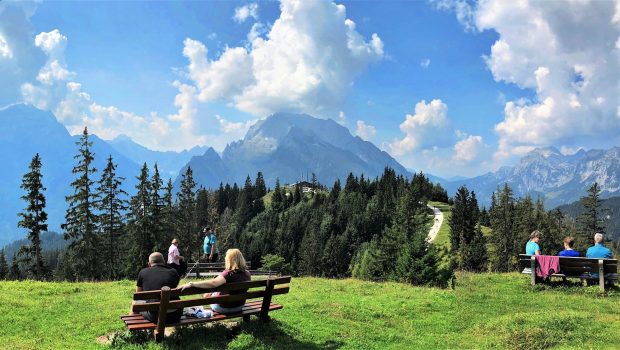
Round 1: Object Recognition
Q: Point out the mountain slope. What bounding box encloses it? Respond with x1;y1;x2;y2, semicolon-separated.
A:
177;112;410;188
108;134;208;179
556;196;620;242
443;147;620;208
0;104;140;246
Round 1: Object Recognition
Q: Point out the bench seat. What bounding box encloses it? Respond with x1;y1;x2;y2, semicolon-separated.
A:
120;300;283;330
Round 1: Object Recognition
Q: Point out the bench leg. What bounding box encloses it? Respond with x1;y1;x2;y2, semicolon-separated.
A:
260;315;271;323
154;330;164;343
598;259;605;292
530;257;536;286
243;315;251;322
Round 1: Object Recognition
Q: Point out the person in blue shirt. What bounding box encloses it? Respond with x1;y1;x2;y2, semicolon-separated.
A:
558;236;580;257
586;233;613;259
525;230;542;255
203;227;220;262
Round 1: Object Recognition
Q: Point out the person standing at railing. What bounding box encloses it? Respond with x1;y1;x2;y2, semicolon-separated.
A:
203;227;219;262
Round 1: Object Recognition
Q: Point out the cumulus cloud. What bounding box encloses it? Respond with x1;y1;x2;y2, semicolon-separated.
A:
233;3;259;23
0;1;46;107
453;134;484;163
420;58;430;68
389;99;452;156
356;120;376;141
446;0;620;161
179;0;384;117
337;111;347;126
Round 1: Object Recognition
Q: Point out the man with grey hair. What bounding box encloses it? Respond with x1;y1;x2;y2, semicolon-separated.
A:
586;232;613;259
131;252;182;323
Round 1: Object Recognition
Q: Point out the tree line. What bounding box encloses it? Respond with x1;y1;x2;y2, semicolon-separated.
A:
3;127;452;287
448;182;617;273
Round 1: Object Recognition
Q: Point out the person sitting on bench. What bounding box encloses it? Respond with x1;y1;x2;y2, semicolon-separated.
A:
586;233;613;259
180;248;251;314
525;230;542;255
559;236;580;257
131;252;182;324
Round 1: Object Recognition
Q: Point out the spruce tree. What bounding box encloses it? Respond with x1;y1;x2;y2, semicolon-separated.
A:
126;163;153;277
9;255;21;280
272;178;284;211
489;184;516;272
62;127;100;280
577;182;605;245
177;167;197;260
0;250;8;280
161;178;176;245
149;164;165;252
96;155;128;279
17;153;48;280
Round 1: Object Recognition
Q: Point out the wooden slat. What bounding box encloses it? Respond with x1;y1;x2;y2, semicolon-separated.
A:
125;303;283;330
132;286;289;312
134;279;268;300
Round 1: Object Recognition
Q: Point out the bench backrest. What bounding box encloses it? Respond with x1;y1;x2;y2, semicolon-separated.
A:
518;254;618;275
131;276;291;313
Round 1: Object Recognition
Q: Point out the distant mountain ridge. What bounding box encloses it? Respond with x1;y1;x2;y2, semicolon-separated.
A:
108;135;208;178
177;112;411;188
442;146;620;208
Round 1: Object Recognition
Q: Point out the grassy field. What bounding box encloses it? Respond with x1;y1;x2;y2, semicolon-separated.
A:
0;274;618;350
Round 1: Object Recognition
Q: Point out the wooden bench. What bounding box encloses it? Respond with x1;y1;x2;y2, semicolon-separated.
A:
184;261;275;278
120;276;291;342
518;254;618;292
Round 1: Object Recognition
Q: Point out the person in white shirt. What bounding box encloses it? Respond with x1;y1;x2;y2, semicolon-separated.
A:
167;238;186;276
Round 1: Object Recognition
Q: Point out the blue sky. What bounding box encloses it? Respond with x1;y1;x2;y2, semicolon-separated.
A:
1;0;618;178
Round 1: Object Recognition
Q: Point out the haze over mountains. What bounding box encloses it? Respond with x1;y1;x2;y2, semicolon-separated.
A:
1;103;619;247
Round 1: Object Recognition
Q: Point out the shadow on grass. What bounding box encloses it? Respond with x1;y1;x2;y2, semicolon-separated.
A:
110;319;342;350
529;278;620;295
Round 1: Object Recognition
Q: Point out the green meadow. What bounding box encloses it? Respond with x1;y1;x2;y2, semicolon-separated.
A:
0;274;618;350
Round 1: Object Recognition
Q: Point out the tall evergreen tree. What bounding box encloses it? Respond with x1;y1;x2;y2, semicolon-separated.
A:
489;184;516;272
17;153;48;280
577;182;605;245
125;163;153;277
62;127;100;280
96;155;128;279
177;166;198;259
272;178;284;211
161;178;176;245
9;255;21;280
0;250;8;280
149;164;165;252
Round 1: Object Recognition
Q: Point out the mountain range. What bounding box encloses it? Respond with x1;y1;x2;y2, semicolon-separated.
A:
1;103;620;247
176;113;410;188
441;146;620;208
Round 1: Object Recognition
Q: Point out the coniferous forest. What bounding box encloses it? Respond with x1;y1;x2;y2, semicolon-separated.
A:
3;128;618;285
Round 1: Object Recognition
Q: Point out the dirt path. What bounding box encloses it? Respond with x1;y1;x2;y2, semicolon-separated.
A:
427;204;443;243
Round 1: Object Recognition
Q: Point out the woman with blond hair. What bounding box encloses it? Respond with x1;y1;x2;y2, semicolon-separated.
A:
525;230;542;255
180;248;251;314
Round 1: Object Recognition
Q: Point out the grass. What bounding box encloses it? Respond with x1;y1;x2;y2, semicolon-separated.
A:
0;274;618;349
428;201;452;251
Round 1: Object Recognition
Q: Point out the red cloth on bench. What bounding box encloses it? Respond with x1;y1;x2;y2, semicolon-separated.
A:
535;255;560;279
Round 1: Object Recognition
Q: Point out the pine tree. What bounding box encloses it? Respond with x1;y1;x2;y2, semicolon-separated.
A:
0;250;8;280
161;178;176;245
272;178;284;211
253;172;266;214
96;155;128;279
196;188;210;230
62;127;100;280
237;176;254;227
9;255;21;280
489;184;516;272
149;164;165;252
177;167;198;260
329;179;341;202
17;153;49;280
125;163;153;277
577;182;605;245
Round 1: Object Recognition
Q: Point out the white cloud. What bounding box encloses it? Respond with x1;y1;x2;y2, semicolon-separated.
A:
389;99;452;156
356;120;376;141
453;134;483;163
180;0;384;117
337;111;346;126
432;0;476;32
458;0;620;161
0;34;12;58
234;3;259;23
420;58;430;68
